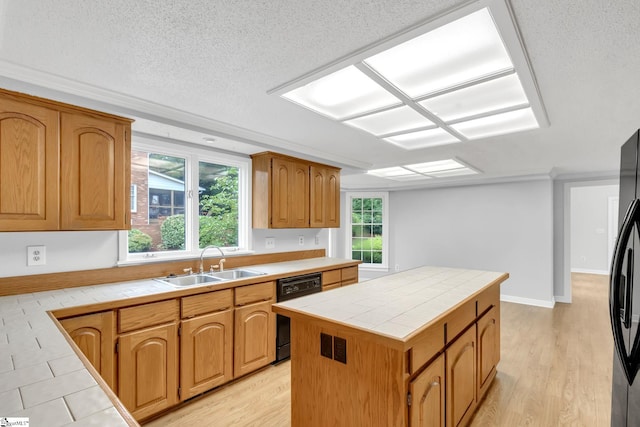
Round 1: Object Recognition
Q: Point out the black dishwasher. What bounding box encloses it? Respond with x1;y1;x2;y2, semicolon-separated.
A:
275;272;322;362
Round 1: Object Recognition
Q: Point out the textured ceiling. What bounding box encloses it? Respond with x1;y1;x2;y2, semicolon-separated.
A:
1;0;639;189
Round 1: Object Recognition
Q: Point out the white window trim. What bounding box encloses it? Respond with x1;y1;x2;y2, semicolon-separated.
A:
130;184;137;213
118;137;252;265
345;191;389;272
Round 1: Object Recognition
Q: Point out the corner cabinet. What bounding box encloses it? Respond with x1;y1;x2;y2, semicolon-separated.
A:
59;311;117;391
251;152;340;229
0;88;132;231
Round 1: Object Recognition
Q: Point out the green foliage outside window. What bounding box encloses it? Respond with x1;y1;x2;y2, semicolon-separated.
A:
351;196;383;264
128;229;153;252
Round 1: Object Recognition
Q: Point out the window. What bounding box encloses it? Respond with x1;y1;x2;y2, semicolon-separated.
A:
346;192;388;270
130;184;137;213
120;140;249;262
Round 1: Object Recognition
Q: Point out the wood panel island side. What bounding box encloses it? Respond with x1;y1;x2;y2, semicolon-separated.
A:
272;266;509;427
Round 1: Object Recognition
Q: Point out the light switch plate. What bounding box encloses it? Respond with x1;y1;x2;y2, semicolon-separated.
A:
27;245;46;266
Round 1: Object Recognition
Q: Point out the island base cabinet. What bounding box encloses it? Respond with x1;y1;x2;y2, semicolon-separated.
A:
289;320;406;427
234;300;275;378
446;325;477;427
118;322;179;421
477;305;500;401
409;354;445;427
180;309;233;400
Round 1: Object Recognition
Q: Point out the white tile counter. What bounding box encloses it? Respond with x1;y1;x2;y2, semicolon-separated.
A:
273;266;508;342
0;257;357;426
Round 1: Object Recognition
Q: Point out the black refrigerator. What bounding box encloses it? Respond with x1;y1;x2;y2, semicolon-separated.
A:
611;129;640;426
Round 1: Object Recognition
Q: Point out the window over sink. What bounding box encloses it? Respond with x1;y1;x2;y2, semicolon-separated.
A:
118;139;250;263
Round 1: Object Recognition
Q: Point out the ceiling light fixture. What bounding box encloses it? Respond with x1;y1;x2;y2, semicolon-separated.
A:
368;158;479;181
272;0;548;151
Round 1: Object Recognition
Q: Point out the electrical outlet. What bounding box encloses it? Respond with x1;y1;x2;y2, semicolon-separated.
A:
315;234;320;245
334;336;347;364
395;264;400;271
265;237;275;249
27;245;46;266
298;235;304;246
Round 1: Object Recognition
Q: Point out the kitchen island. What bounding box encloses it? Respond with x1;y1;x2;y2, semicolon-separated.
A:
272;266;508;427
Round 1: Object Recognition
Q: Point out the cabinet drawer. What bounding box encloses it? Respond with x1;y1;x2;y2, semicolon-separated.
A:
181;289;233;318
477;282;500;316
235;281;275;306
322;269;341;286
409;319;445;374
119;299;179;333
323;283;341;292
341;266;358;283
444;298;475;343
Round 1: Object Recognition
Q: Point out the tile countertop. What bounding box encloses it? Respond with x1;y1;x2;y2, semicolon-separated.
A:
0;257;357;426
273;266;508;343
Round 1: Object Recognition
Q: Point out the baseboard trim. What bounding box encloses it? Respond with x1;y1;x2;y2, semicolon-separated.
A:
500;294;555;308
571;268;609;275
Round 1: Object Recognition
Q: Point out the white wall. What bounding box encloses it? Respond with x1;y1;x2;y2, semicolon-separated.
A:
0;229;330;278
387;179;555;306
570;185;618;274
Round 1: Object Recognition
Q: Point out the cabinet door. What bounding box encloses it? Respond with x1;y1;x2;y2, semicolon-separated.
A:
60;112;130;230
0;97;59;230
118;322;179;421
234;300;275;377
446;325;476;427
271;157;308;228
59;311;116;390
181;309;233;400
310;165;340;228
477;306;500;400
409;354;445;427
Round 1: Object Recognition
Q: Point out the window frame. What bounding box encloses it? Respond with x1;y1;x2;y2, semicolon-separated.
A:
345;191;389;271
118;138;252;264
130;184;137;213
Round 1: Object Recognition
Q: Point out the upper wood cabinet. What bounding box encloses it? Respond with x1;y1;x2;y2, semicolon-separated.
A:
0;96;59;230
60;112;130;230
310;165;340;228
251;152;341;229
0;88;132;231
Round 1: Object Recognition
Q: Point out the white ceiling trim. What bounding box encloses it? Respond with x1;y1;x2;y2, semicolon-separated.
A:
0;59;371;170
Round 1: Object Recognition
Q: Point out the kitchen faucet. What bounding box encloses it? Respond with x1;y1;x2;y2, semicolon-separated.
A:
199;245;226;273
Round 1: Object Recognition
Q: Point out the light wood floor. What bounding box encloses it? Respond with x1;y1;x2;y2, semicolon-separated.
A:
145;273;613;427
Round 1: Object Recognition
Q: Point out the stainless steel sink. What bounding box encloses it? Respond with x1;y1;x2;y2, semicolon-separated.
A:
155;273;226;287
208;269;266;280
155;269;266;287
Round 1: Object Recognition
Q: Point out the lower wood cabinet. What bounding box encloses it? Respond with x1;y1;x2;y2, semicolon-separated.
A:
477;306;500;400
409;354;445;427
180;309;233;400
118;322;179;420
446;325;477;427
59;311;116;390
117;299;180;421
234;299;275;377
322;265;359;291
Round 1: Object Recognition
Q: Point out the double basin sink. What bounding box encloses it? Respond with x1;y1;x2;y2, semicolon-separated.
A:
155;269;266;287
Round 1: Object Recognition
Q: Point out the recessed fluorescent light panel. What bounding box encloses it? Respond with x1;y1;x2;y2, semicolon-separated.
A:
276;0;546;151
368;159;478;181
